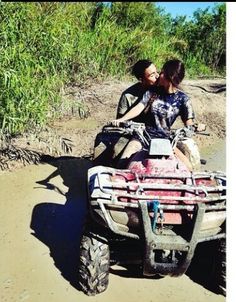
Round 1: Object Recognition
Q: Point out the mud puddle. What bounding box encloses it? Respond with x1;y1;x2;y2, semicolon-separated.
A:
201;140;226;172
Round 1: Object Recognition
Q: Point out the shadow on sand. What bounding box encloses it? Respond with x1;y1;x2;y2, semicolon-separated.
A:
110;248;221;296
30;155;92;290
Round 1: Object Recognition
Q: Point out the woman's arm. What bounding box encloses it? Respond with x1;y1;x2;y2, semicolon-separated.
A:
112;102;145;126
185;118;194;126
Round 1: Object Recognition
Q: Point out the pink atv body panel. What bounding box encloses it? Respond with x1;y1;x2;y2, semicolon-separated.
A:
106;153;221;224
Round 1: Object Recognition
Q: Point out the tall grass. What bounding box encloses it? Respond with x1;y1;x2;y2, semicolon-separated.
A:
0;2;225;136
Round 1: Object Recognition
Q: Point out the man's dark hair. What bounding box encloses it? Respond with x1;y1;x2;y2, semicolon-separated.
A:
162;59;185;87
131;59;153;80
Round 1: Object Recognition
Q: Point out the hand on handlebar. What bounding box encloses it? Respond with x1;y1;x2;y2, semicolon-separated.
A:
185;123;206;134
196;123;206;132
180;123;208;138
109;119;126;127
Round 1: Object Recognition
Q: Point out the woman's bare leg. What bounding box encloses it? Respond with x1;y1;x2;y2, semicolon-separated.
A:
118;139;142;168
174;146;193;171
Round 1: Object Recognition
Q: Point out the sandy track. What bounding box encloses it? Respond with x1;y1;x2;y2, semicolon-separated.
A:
1;157;225;302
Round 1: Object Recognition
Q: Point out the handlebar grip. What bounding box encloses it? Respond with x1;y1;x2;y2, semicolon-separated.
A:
107;121;139;128
196;132;210;136
105;121;132;130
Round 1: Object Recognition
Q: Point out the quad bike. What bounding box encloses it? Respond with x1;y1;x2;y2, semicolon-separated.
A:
78;122;226;296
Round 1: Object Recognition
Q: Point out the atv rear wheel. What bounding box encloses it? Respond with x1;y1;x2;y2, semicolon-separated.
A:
79;232;110;296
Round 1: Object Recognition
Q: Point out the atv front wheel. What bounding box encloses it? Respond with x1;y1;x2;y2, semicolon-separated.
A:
188;238;226;296
79;233;110;296
215;238;226;296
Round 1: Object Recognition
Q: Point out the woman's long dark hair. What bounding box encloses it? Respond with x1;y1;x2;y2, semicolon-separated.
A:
162;59;185;87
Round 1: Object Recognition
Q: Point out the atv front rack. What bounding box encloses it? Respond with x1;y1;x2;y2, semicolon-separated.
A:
89;167;226;204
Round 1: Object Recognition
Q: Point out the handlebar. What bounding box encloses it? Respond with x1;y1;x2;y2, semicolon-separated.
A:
170;125;209;138
104;121;209;149
107;120;145;129
107;121;208;133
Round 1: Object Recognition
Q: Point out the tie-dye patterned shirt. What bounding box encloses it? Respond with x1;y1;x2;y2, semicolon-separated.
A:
140;88;195;138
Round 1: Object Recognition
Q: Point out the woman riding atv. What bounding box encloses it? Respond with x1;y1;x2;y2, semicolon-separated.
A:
112;59;199;171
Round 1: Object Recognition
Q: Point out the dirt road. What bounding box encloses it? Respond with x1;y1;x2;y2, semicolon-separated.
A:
0;79;226;301
0;156;225;302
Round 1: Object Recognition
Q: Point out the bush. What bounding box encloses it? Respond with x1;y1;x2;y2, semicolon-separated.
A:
0;2;226;136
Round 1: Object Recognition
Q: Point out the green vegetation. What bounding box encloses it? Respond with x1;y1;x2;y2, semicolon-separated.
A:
0;2;226;136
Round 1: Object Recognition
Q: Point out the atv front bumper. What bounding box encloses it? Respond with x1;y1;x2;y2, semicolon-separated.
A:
139;201;225;276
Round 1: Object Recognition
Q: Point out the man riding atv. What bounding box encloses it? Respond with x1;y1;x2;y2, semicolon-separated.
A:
116;59;159;122
94;59;159;167
94;59;204;171
112;59;196;170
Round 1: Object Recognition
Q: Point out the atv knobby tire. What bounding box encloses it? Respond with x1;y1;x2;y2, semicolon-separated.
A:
216;238;226;296
189;238;226;296
79;233;110;296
